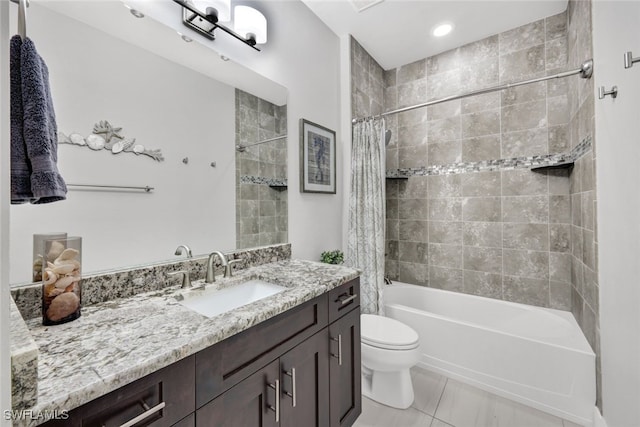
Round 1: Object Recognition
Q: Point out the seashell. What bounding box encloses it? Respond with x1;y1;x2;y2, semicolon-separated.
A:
121;138;135;151
111;141;124;154
86;134;106;150
52;263;76;275
69;133;86;146
43;270;57;286
46;241;65;262
57;132;70;144
46;292;80;322
48;287;63;298
54;274;79;289
55;248;79;262
133;144;144;154
64;283;77;293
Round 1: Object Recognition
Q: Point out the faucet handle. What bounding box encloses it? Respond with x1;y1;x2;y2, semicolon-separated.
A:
167;270;191;288
225;259;243;278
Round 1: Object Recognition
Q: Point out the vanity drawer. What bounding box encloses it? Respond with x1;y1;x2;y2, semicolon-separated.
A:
328;278;360;324
195;293;328;408
42;355;195;427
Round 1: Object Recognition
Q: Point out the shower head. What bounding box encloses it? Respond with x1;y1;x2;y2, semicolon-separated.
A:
384;129;392;146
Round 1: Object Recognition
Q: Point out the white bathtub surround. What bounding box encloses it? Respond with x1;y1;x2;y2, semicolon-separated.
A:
384;283;595;426
361;314;420;408
347;118;386;313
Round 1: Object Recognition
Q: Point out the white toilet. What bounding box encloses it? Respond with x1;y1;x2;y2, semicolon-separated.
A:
361;314;421;409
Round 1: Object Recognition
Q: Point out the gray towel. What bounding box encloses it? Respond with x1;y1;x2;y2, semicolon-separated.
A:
10;35;31;203
11;36;67;204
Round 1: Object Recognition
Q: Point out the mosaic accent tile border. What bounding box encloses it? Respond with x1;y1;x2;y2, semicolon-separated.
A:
240;175;288;187
386;135;593;178
11;243;292;321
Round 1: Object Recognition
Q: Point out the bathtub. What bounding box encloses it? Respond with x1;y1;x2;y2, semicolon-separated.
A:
384;282;595;426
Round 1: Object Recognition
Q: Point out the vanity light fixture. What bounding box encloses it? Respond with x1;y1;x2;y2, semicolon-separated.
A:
433;22;453;37
172;0;267;51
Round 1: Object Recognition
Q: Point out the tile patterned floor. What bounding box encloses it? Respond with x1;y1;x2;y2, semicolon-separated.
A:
353;368;585;427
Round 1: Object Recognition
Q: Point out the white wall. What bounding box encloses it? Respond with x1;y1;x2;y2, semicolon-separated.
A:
129;0;344;262
223;1;343;261
9;4;237;283
1;0;12;421
593;1;640;426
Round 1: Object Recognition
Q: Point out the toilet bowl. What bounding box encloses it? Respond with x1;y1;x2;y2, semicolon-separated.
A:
361;314;420;409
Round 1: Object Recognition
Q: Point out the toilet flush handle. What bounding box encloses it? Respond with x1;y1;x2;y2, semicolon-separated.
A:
331;335;342;366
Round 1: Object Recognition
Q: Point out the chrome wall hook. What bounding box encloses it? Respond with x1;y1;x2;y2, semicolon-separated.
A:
599;86;618;99
624;51;640;69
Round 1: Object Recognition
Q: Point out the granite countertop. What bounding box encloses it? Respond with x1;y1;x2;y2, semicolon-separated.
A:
18;259;359;426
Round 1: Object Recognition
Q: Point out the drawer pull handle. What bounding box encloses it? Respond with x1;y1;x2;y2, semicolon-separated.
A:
118;401;165;427
331;335;343;366
284;368;297;407
336;293;357;306
267;379;280;422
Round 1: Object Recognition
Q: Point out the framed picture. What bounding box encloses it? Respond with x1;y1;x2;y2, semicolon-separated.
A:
300;119;336;194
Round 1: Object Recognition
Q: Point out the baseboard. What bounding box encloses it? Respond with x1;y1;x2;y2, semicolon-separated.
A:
594;406;607;427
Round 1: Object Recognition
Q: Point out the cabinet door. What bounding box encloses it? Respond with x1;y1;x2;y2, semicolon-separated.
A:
280;329;330;427
196;359;279;427
329;308;361;427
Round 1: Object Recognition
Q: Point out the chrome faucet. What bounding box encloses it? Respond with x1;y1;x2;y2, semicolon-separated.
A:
175;244;193;258
206;251;228;283
167;270;192;289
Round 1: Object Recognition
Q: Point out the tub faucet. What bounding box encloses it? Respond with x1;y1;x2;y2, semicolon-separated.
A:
206;251;228;283
175;244;193;258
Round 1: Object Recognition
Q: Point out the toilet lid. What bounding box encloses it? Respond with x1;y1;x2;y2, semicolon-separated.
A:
361;314;419;350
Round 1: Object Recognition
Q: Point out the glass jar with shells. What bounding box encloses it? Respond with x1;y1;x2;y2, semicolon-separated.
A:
41;236;82;325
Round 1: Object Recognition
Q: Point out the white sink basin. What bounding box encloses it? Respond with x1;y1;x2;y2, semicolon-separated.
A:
177;279;286;318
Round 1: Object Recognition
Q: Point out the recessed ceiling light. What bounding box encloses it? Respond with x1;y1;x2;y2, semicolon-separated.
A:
433;23;453;37
129;8;145;18
177;32;193;43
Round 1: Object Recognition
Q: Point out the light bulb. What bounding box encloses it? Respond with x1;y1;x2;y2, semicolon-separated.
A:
234;6;267;45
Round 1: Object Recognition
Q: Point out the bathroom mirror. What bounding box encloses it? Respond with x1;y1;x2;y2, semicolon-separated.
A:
8;1;288;285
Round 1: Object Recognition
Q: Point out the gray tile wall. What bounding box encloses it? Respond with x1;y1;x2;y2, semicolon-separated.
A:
566;0;600;409
235;89;288;249
386;169;572;309
351;37;385;119
350;4;600;409
380;13;574;310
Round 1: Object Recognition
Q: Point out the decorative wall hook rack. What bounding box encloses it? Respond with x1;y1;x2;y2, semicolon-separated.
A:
58;120;164;161
599;86;618;99
624;51;640;69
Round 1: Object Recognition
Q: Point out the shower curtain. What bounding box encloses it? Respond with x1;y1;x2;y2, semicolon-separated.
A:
347;119;386;314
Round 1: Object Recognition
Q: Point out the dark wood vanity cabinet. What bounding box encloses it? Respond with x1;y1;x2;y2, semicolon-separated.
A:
42;355;196;427
327;279;362;427
42;278;360;427
329;308;362;427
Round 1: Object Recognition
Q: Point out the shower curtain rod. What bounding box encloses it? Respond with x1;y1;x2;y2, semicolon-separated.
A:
351;59;594;124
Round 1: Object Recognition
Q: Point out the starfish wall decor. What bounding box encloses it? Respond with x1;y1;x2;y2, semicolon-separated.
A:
58;120;164;162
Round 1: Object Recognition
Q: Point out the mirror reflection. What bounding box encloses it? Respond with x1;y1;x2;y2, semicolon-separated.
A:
9;1;288;285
